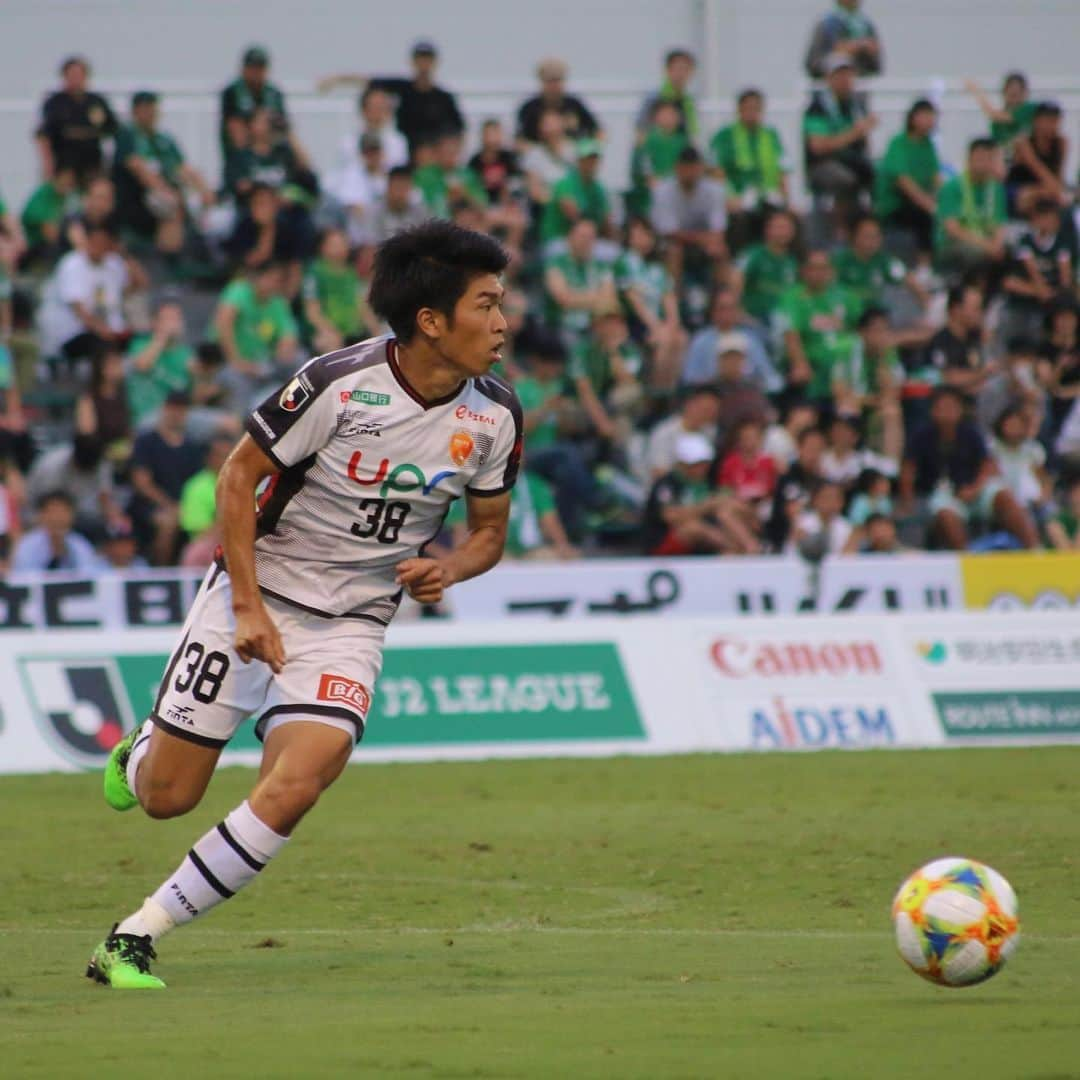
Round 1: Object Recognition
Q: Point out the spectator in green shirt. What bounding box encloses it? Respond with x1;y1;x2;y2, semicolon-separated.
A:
414;133;490;219
20;166;77;267
540;140;613;246
732;208;800;327
302;228;373;353
832;215;929;317
776;249;860;401
710;88;791;251
803;55;878;234
965;72;1036;156
178;433;234;569
935;138;1008;282
636;49;699;138
614;217;686;388
543;218;617;351
113;91;213;254
126;297;195;426
874;98;941;255
211;262;299;407
628;100;690;218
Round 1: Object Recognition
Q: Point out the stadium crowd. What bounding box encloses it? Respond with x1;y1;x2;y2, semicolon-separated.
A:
3;2;1080;572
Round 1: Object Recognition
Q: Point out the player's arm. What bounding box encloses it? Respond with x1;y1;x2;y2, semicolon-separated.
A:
216;434;286;672
396;491;511;605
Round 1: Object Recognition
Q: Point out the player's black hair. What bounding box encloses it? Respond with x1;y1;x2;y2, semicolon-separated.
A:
368;220;509;343
737;87;763;106
857;305;889;331
905;98;936;132
969;136;997;156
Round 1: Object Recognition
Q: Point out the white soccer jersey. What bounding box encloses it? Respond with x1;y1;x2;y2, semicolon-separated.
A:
243;336;522;621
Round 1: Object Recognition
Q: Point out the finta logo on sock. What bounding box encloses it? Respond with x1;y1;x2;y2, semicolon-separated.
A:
170;882;198;916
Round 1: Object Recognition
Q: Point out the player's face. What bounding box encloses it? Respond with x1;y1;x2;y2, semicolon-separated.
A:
438;274;507;376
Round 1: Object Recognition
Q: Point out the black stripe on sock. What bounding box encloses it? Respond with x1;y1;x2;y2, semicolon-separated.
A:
217;822;265;872
187;848;235;899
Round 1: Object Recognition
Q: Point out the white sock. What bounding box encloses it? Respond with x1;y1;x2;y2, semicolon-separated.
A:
124;720;153;795
116;895;176;941
148;801;288;929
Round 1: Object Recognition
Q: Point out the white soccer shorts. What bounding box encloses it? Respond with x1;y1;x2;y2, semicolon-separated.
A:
151;564;385;748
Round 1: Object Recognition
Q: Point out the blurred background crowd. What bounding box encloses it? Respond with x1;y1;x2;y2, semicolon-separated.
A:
3;1;1080;573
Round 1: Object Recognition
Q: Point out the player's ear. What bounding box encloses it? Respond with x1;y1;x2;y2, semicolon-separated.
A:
415;306;444;340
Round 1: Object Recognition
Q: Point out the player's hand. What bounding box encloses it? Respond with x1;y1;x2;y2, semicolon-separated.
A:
396;557;452;605
234;604;286;673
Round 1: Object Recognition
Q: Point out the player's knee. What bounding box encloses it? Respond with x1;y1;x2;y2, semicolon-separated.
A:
140;782;201;820
258;772;324;819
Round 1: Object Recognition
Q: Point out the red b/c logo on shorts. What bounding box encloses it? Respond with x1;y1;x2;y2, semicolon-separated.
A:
317;673;372;716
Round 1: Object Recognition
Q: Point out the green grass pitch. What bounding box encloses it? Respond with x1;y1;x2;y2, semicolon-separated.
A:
2;748;1077;1078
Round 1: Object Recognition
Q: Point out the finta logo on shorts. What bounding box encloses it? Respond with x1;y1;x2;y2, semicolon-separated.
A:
455;404;496;425
710;638;883;678
317;673;372;716
346;450;456;496
341;389;391;406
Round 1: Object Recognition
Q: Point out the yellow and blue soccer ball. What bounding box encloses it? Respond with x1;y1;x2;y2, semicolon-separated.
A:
892;857;1019;987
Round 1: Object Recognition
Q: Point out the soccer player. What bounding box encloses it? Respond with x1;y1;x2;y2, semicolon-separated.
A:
85;221;521;989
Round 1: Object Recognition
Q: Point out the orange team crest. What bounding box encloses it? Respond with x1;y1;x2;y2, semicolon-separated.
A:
449;430;474;467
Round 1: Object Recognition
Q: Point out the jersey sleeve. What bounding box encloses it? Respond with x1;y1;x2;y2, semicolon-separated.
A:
466;381;524;498
246;366;339;470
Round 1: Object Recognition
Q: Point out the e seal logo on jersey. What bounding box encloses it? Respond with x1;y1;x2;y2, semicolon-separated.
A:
280;377;311;412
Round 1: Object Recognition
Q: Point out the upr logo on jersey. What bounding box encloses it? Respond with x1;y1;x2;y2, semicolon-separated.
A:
346;451;457;496
280;377;311;412
317;673;372;716
18;658;136;767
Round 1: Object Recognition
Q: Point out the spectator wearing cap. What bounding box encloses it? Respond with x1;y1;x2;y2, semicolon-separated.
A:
540;139;613;247
220;46;289;155
874;99;942;258
1002;199;1077;343
335;87;409;174
327;131;388;246
322;42;464;156
19;165;78;269
36;56;118;186
775;248;861;403
650;146;727;296
113;91;213;255
125;293;195;427
211;261;299;408
712;332;771;438
38;222;140;362
900;385;1039;550
636;49;699;138
11;491;101;573
643;432;757;556
129;390;205;565
709;89;791;251
803;54;877;235
682;285;779;392
517;59;599;145
99;518;148;570
370;166;427;244
1007;102;1069;218
934;139;1008;285
804;0;883;79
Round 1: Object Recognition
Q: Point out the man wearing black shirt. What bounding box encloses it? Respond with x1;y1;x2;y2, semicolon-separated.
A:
766;425;827;550
900;385;1037;549
1003;199;1078;340
925;284;992;397
517;59;599;144
36;56;118;186
321;42;464;157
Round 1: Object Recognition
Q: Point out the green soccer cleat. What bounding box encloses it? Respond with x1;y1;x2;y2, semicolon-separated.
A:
86;925;166;989
103;723;144;811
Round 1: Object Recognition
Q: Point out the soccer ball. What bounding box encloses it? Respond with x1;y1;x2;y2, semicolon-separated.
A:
892;857;1019;987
